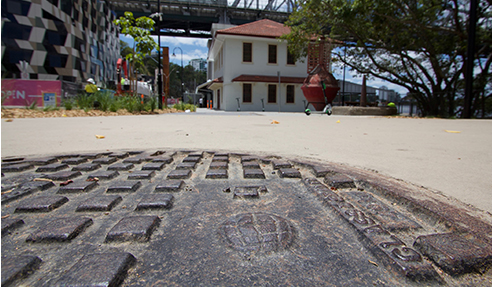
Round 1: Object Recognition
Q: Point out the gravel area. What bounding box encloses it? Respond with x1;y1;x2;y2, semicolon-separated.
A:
1;108;183;119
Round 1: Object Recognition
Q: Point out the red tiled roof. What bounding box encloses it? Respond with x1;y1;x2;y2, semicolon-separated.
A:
216;19;291;39
232;75;305;84
212;77;223;83
207;77;223;89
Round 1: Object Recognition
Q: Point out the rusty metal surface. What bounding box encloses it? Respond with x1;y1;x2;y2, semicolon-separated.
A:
2;150;492;286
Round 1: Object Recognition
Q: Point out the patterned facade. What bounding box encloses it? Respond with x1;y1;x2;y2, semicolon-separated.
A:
1;0;120;85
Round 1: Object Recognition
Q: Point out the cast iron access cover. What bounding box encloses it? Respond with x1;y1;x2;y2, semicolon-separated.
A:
2;150;492;286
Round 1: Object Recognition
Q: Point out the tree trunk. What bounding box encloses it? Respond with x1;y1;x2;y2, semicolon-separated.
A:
360;75;367;107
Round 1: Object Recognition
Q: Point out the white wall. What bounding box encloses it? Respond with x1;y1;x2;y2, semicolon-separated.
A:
218;82;306;112
222;36;307;82
211;35;309;111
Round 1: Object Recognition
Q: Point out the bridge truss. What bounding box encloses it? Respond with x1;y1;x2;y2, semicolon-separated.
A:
108;0;295;38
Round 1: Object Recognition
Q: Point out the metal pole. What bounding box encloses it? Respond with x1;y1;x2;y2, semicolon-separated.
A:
156;0;163;109
342;45;346;106
172;47;184;102
463;0;478;118
179;49;184;101
277;71;281;113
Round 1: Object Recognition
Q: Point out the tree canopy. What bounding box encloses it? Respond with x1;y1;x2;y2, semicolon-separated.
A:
283;0;492;117
168;62;207;99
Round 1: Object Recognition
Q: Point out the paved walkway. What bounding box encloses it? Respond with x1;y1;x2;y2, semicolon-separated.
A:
2;108;492;213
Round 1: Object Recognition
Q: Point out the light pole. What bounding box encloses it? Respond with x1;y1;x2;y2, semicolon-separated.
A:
163;66;177;95
172;47;184;101
150;3;163;109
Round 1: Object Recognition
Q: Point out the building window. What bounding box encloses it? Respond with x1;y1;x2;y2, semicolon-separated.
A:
61;1;72;15
46;54;68;68
287;50;295;65
268;45;277;64
268;84;277;103
6;49;33;64
47;0;59;6
5;0;30;16
243;42;252;63
2;22;31;41
243;83;252;103
44;30;67;46
217;89;220;102
286;85;295;103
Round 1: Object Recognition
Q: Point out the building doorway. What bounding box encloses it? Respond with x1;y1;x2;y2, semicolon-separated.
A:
217;89;221;110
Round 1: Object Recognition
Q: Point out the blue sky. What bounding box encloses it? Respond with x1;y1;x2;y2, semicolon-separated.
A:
120;35;408;96
120;35;209;66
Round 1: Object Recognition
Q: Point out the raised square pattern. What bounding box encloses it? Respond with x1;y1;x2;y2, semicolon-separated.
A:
105;216;160;242
26;217;93;242
15;196;68;213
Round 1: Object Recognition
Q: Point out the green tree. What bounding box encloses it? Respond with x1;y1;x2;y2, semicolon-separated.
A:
114;12;158;92
167;63;207;99
168;62;181;98
142;55;159;78
119;40;133;59
120;40;156;76
283;0;492;117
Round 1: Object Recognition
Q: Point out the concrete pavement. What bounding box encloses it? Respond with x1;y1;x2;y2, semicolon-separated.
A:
2;108;492;213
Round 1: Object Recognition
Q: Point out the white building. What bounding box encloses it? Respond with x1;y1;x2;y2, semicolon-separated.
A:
189;58;207;72
205;19;311;112
378;86;400;102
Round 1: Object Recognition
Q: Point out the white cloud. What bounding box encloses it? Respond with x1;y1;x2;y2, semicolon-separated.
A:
153;36;208;48
119;34;209;66
169;49;208;66
151;36;209;65
119;35;134;46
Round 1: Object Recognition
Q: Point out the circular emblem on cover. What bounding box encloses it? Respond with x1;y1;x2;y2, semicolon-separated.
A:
219;213;295;256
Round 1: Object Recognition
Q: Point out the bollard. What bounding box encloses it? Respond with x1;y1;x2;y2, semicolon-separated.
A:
141;94;144;105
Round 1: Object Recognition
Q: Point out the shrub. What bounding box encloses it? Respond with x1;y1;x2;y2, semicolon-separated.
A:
94;90;114;112
25;101;37;110
43;105;59;111
76;93;95;110
109;97;123;112
62;99;74;110
146;96;158;112
120;94;141;113
173;102;196;112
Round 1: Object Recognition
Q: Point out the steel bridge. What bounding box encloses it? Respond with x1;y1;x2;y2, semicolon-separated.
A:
108;0;294;38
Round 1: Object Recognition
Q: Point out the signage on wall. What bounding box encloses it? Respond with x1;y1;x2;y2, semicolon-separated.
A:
1;79;61;107
43;92;56;107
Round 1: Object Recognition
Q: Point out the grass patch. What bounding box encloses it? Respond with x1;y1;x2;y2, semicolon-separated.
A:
25;101;37;110
43;105;59;112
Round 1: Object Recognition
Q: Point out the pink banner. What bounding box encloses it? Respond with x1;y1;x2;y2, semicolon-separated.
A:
167;98;180;105
1;79;62;107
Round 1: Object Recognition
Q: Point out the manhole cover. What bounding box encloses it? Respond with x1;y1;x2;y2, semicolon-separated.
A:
2;149;492;286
